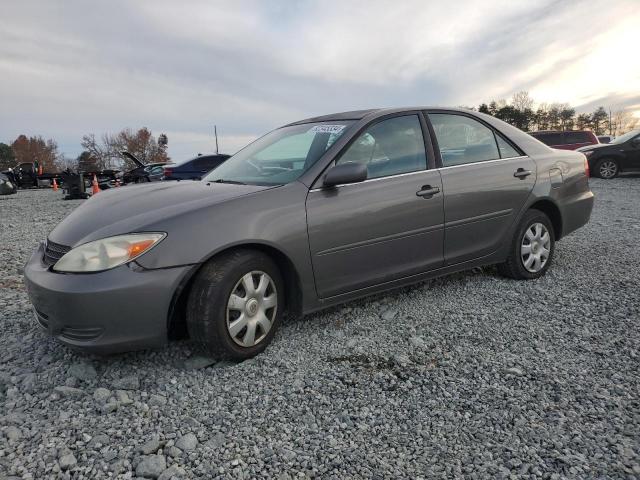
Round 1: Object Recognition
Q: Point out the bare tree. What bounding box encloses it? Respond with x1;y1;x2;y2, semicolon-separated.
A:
610;109;639;137
81;128;170;170
511;91;534;112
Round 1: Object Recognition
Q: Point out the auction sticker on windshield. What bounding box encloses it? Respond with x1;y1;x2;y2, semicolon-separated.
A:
308;125;346;134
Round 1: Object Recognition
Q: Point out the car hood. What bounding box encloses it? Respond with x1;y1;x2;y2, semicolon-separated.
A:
576;143;612;153
49;180;272;247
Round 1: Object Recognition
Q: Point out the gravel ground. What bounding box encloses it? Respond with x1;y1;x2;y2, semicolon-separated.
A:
0;178;639;479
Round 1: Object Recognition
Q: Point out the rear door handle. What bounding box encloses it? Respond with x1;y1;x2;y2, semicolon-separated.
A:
416;185;440;198
514;168;532;179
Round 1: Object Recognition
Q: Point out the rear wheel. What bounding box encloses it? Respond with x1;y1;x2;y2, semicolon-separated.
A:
498;209;555;280
186;249;284;360
595;158;619;179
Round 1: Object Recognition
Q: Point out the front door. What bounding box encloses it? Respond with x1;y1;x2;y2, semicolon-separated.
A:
306;114;445;298
621;134;640;169
427;112;536;265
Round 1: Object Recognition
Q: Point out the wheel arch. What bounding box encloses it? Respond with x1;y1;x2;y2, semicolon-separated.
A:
528;198;563;240
167;242;303;339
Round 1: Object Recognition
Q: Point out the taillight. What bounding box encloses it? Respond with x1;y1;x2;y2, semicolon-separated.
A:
163;168;173;176
583;155;590;177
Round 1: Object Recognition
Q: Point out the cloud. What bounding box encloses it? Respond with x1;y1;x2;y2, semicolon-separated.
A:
1;0;638;160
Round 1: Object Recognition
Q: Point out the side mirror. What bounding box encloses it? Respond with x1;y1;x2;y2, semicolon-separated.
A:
323;162;367;187
632;137;640;148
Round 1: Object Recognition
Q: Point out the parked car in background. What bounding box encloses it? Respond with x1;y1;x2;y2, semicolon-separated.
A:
0;171;17;195
25;107;593;359
7;162;61;188
120;152;173;184
578;129;640;179
598;135;614;144
162;154;230;181
530;130;599;150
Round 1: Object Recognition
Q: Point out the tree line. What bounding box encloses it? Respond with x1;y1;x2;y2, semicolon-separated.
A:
0;128;169;172
473;91;638;136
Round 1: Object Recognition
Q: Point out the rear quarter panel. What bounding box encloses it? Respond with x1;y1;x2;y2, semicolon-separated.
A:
529;149;593;238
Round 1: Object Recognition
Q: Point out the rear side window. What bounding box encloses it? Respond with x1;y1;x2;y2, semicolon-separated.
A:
534;132;563;146
193;158;216;170
496;135;521;158
565;131;591;144
336;115;427;179
429;113;500;166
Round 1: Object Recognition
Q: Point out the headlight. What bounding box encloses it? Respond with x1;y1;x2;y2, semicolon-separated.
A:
53;233;166;273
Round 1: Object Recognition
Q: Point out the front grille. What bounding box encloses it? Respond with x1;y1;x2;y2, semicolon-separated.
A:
43;239;71;266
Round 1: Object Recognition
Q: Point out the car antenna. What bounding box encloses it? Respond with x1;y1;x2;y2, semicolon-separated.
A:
214;125;219;154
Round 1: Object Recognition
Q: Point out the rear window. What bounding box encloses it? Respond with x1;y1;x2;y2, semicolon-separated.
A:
533;132;563;146
564;131;591;144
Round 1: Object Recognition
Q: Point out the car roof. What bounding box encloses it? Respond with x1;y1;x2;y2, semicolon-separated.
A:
285;106;475;126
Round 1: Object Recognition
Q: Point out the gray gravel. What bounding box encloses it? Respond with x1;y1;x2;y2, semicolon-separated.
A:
1;179;639;479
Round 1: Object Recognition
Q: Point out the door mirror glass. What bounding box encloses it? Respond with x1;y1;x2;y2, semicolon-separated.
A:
323;162;367;187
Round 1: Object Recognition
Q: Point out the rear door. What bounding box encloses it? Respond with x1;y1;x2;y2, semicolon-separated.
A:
427;111;536;265
306;113;444;298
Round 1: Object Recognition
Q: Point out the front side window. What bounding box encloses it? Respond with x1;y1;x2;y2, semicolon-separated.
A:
429;113;500;166
205;121;353;185
336;115;427;179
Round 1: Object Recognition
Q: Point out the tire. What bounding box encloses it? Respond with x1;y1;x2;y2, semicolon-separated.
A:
498;209;555;280
186;249;284;360
594;158;619;179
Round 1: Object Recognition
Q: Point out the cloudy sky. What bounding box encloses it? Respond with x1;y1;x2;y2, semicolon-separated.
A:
2;0;639;160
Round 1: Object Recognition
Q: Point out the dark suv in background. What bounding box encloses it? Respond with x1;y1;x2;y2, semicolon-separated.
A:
530;130;598;150
578;129;640;178
162;154;230;181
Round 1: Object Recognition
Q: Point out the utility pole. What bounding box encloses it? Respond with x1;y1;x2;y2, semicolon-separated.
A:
609;109;612;136
214;125;219;154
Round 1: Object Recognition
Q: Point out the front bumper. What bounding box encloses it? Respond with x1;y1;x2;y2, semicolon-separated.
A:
24;242;192;354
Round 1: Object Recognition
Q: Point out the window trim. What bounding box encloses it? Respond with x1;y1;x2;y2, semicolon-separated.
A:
309;111;435;189
436;154;529;171
424;109;525;167
309;168;429;193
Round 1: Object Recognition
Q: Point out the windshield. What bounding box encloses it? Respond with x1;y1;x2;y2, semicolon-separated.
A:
204;121;354;185
611;129;640;144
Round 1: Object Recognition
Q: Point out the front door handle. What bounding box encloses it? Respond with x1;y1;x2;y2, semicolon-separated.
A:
514;168;532;179
416;185;440;198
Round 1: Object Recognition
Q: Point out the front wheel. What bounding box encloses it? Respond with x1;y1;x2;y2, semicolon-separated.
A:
595;158;619;179
186;249;284;360
498;209;555;280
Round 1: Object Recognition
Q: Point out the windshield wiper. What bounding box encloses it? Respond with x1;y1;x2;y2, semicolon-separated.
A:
209;179;247;185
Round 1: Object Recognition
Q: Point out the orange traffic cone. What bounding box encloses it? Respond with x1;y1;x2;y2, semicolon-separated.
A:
92;174;101;195
52;178;58;191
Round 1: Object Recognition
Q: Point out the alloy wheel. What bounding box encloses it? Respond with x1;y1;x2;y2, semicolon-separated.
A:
599;160;618;179
521;223;551;273
226;271;277;347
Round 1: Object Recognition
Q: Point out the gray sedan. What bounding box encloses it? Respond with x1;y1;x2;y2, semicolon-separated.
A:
24;107;594;359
